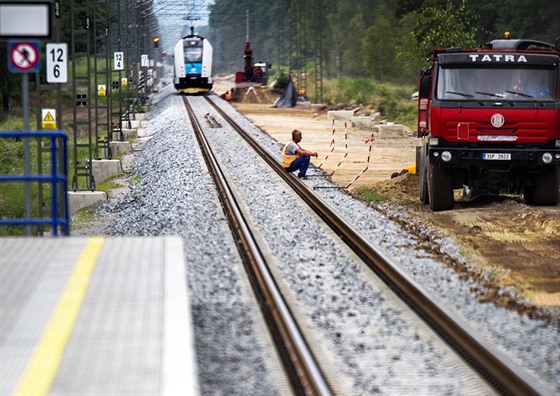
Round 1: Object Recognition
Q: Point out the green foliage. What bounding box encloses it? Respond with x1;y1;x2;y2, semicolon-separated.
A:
0;137;23;169
272;73;291;90
363;16;398;81
377;96;417;127
398;0;483;70
322;77;417;129
324;78;379;104
338;13;367;77
0;136;38;236
209;0;557;86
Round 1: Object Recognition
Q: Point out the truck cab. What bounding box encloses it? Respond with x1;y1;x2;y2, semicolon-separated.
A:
417;37;560;211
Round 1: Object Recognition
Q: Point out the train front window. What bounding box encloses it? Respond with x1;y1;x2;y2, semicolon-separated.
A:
436;65;558;102
184;47;202;63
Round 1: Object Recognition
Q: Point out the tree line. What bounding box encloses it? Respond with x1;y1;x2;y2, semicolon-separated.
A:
1;0;558;121
207;0;559;83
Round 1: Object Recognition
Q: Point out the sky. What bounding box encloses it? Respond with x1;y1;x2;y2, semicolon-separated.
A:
154;0;213;49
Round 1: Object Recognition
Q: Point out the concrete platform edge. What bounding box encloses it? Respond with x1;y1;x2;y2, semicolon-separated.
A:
162;236;199;396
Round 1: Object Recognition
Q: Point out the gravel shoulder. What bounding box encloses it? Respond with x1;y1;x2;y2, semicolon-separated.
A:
224;92;560;309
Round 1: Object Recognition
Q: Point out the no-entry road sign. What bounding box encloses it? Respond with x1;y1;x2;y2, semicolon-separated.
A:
8;41;40;73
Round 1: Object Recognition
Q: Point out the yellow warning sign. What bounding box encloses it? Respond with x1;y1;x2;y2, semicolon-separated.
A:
41;109;56;129
98;85;106;97
121;78;128;87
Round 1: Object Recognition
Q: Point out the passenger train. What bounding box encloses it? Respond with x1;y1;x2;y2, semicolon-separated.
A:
173;27;213;94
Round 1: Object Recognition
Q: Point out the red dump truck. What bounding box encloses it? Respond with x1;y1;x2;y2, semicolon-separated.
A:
416;35;560;211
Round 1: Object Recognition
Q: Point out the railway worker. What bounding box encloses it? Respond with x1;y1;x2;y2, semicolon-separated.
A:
282;129;318;178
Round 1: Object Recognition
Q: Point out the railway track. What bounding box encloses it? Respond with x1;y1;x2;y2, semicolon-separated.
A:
184;96;331;395
182;94;550;395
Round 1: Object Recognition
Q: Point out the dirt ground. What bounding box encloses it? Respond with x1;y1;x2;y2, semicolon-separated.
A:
213;77;560;309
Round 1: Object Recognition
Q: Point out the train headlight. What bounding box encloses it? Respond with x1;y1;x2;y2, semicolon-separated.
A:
441;151;452;162
542;152;553;164
429;137;439;146
555;139;560;148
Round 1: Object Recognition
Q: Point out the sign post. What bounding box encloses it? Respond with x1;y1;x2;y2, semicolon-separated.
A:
7;40;41;235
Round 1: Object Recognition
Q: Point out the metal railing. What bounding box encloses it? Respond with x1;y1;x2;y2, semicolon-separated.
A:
0;131;69;236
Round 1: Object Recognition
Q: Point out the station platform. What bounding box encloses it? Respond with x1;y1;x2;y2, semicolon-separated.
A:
0;236;198;396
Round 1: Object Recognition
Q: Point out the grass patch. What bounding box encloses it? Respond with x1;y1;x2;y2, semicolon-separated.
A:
353;186;387;202
0;115;38;131
130;174;141;185
96;178;124;199
70;205;101;232
96;179;121;191
0;136;51;236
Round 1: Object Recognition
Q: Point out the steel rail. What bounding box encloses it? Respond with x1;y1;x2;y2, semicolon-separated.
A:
205;95;552;396
183;97;333;396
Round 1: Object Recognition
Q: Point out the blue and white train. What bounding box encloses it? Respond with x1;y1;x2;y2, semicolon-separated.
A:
173;27;213;94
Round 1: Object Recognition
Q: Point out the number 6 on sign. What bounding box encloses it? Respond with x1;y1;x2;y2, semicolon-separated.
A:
46;43;67;83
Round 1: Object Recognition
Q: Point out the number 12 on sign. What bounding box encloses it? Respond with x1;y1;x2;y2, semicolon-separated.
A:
46;43;67;83
114;52;124;70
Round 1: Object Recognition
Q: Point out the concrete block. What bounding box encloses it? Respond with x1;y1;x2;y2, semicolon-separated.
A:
310;104;326;113
295;101;311;109
68;191;107;216
109;141;132;157
121;128;138;139
130;120;141;129
92;159;123;184
132;113;147;121
327;110;356;121
351;116;374;130
376;124;406;138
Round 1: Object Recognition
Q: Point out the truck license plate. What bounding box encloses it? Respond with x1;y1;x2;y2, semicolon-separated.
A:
482;153;511;160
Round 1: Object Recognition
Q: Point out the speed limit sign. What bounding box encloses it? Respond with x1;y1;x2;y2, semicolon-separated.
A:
46;43;67;83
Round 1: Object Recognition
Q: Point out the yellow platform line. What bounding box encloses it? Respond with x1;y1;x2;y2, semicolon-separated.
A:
12;237;105;396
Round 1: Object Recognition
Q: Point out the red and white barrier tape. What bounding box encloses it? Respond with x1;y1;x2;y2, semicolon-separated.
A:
345;132;375;189
330;121;349;176
318;119;336;168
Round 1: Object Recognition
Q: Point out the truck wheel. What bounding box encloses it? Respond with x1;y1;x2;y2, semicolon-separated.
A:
418;146;429;204
529;166;560;205
523;185;535;205
427;162;454;211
